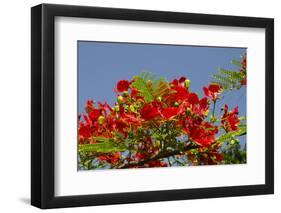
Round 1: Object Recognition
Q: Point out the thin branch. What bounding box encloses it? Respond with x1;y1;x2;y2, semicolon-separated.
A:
117;145;197;169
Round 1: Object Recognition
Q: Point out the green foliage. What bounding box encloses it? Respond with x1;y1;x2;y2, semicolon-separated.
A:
132;72;170;102
212;57;246;90
221;142;246;164
217;116;247;164
79;139;127;153
216;126;246;142
213;68;244;90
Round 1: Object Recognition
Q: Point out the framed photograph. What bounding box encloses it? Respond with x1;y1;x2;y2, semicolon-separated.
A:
31;3;274;209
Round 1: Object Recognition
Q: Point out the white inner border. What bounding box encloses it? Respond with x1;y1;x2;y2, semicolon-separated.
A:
55;17;265;196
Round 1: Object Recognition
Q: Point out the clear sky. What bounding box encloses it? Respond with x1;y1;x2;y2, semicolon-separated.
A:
78;41;246;144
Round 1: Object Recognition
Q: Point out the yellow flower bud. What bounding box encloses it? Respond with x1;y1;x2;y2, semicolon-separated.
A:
155;140;161;147
157;96;162;102
117;96;124;104
185;79;190;88
174;102;179;107
114;105;120;112
124;105;129;110
98;116;105;125
129;105;136;113
210;115;217;123
204;109;209;116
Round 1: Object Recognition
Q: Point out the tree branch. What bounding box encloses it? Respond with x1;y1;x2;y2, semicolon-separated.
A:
117;145;196;169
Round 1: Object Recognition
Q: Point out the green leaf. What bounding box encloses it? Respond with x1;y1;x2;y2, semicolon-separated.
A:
231;59;242;67
132;72;169;102
132;76;154;102
216;127;246;142
79;141;127;153
239;116;247;121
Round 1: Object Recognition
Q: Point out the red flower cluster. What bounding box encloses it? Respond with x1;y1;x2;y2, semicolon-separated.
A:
78;74;242;169
221;104;240;132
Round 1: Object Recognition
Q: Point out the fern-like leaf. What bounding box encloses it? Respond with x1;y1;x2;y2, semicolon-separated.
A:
132;72;170;102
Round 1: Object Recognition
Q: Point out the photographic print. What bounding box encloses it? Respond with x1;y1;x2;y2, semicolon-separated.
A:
77;41;247;170
31;4;274;208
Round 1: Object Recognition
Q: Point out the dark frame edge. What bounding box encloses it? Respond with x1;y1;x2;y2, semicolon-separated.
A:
265;18;274;194
31;4;43;208
31;4;56;209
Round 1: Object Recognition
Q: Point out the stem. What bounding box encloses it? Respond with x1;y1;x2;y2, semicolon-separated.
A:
118;145;197;169
212;100;217;117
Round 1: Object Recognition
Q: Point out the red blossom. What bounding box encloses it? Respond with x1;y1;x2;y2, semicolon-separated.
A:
221;104;240;132
85;99;94;112
162;107;180;119
131;88;140;98
241;78;247;85
99;152;121;164
117;80;130;92
188;93;199;105
89;109;100;121
203;83;222;101
187;121;218;147
170;85;189;102
78;123;92;138
140;103;161;120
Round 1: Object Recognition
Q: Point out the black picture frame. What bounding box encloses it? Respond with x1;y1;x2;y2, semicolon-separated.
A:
31;3;274;209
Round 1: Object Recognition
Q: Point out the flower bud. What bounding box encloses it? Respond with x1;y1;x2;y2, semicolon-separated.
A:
117;95;124;104
124;105;129;110
230;139;239;145
186;107;191;115
157;96;162;102
98;115;105;125
185;79;190;88
204;110;209;116
155;140;161;147
174;102;179;107
210;115;217;123
114;105;120;112
129;105;136;113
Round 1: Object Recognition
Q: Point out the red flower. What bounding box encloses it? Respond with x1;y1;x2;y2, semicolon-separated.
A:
78;123;92;138
188;93;199;105
192;97;209;117
170;76;186;87
241;54;247;70
162;107;180;119
241;78;247;86
115;119;127;132
203;83;222;101
171;85;189;102
188;122;218;147
99;152;121;164
117;80;130;92
89;109;100;121
221;104;240;132
131;88;140;98
199;97;209;112
146;160;168;167
140;103;161;120
85;99;94;112
179;76;186;87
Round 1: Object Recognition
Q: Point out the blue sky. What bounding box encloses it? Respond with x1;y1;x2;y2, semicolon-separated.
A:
78;41;246;145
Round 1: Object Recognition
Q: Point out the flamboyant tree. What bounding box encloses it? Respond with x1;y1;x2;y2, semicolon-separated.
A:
78;54;247;170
